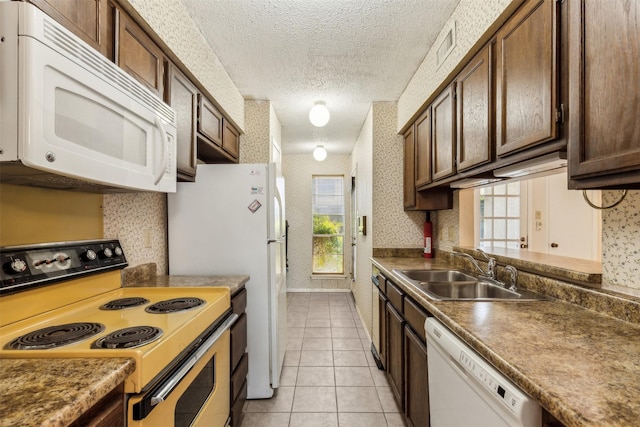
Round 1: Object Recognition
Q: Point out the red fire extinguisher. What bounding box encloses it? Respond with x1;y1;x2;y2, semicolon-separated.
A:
424;212;433;258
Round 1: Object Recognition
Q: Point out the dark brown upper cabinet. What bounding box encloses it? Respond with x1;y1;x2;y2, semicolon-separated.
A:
222;119;240;159
431;84;456;181
115;7;165;98
166;63;198;181
403;126;418;210
495;0;559;157
415;109;432;188
568;0;640;189
403;122;452;211
456;46;492;171
28;0;115;60
197;95;239;163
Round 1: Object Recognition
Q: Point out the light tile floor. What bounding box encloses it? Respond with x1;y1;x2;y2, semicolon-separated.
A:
242;292;407;427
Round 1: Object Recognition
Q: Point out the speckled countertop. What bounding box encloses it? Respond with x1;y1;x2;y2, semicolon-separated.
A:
125;274;249;295
0;358;134;427
372;256;640;427
120;262;249;295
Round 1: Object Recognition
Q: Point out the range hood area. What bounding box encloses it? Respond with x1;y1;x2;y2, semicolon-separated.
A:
448;152;568;189
493;152;568;178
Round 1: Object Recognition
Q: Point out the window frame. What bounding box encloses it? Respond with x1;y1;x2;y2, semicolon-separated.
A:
311;175;345;275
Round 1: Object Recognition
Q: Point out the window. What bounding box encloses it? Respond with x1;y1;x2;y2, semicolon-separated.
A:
478;182;522;249
312;175;345;274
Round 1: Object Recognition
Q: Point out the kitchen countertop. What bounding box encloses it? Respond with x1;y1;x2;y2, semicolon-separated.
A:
124;274;249;295
372;256;640;427
0;358;134;427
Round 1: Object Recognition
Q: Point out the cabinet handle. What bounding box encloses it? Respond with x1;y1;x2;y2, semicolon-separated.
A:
550;243;558;248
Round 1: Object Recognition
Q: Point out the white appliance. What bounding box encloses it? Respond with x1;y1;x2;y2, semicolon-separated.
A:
425;318;541;427
0;2;177;193
168;163;287;399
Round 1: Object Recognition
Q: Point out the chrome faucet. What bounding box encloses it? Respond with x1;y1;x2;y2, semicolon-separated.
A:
453;250;497;280
504;265;518;292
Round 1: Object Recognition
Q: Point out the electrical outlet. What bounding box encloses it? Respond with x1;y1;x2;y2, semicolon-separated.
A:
448;226;455;240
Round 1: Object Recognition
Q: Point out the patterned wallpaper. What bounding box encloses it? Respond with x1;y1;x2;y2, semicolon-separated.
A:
103;192;168;274
398;0;519;131
282;154;353;291
372;103;425;248
240;100;272;164
601;190;640;295
123;0;245;130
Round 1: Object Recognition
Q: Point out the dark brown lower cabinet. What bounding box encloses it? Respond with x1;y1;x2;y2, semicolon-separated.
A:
378;291;388;369
386;302;405;409
229;287;247;427
404;325;429;427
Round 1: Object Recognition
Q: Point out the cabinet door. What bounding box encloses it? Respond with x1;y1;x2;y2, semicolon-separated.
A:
568;0;640;184
404;325;429;427
222;119;240;159
167;64;198;181
198;95;223;146
28;0;115;60
403;125;418;209
378;291;387;370
415;109;432;187
386;302;405;410
431;84;456;180
116;8;165;97
457;46;492;171
495;0;558;156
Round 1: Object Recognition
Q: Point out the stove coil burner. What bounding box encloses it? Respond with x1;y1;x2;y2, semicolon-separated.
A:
100;297;150;310
94;326;163;349
145;297;206;314
6;322;105;350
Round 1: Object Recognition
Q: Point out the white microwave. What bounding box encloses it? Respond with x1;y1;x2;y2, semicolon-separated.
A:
0;2;177;193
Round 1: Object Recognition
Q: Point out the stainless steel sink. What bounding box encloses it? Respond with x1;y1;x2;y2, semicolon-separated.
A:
391;269;547;301
418;281;520;299
395;269;476;283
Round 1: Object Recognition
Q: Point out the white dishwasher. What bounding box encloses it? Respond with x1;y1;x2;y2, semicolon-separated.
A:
425;318;541;427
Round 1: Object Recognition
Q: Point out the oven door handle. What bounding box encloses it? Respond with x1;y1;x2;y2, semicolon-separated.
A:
149;313;238;407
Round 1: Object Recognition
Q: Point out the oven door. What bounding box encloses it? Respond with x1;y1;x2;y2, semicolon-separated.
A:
128;314;236;427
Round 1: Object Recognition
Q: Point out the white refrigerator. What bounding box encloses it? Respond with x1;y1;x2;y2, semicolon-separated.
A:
167;163;287;399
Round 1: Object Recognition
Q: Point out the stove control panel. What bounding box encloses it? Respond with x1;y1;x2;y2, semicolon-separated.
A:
0;240;127;294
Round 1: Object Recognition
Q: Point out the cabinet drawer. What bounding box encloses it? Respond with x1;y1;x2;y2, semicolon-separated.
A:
378;274;387;295
404;297;429;338
230;313;247;370
386;281;404;313
231;352;248;401
231;287;247;316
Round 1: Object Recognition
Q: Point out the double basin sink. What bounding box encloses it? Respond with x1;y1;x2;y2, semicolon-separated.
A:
392;269;547;301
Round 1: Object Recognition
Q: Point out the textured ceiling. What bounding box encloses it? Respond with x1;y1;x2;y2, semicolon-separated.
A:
180;0;461;154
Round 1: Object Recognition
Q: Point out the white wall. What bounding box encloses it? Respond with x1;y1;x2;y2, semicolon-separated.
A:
351;107;374;333
283;154;353;291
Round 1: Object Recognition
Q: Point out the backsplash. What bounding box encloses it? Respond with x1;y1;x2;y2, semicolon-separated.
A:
601;190;640;295
103;192;167;275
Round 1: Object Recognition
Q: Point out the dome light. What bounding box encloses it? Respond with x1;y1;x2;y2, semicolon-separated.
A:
313;145;327;161
309;102;330;127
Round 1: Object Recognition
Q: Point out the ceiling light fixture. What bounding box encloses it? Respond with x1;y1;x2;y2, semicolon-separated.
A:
309;101;330;127
313;145;327;161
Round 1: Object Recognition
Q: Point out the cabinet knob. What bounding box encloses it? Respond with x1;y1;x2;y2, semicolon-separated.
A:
551;243;559;248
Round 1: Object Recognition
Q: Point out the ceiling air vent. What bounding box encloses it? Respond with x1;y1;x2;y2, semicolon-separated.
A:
437;21;456;68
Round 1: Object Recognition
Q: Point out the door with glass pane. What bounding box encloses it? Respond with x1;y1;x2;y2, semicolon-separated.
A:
478;182;528;249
